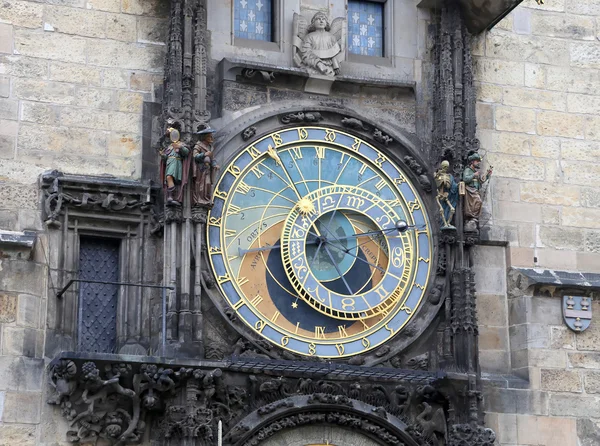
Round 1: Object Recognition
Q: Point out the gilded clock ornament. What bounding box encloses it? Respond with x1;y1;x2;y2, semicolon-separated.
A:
207;127;432;358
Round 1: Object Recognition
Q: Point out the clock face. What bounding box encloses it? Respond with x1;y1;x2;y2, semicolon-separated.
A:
207;127;432;358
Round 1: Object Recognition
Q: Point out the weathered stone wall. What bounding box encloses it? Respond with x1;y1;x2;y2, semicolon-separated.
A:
0;0;167;231
474;1;600;444
0;0;166;443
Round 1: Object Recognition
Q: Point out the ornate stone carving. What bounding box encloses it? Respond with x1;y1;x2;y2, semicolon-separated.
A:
341;116;368;130
373;128;393;145
242;68;275;82
292;12;345;76
241;126;257;141
403;156;432;192
447;423;496;446
41;171;155;227
280;111;323;124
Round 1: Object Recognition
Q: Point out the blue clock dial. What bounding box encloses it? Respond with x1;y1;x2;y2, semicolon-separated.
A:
207;127;432;358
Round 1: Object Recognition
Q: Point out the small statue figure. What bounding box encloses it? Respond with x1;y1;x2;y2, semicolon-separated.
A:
160;128;190;206
192;127;220;207
293;12;345;76
462;153;493;232
434;160;458;229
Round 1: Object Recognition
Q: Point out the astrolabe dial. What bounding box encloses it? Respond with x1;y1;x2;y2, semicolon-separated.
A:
280;185;415;320
207;127;432;358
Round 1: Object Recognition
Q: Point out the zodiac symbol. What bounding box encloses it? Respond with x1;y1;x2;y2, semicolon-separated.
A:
321;195;335;212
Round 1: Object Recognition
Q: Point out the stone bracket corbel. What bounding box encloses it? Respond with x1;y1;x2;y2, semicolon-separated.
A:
0;229;37;260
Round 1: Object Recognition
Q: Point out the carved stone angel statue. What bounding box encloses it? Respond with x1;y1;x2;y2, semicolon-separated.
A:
293;12;345;76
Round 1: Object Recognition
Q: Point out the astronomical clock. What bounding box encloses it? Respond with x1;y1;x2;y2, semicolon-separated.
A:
207;126;433;359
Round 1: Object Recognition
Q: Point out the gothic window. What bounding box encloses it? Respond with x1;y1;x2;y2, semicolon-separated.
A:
348;0;384;57
234;0;273;42
77;237;120;353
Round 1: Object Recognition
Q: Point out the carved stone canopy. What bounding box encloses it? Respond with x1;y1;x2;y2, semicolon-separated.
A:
418;0;524;33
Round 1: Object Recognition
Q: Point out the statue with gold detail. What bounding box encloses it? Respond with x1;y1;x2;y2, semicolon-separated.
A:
434;160;458;229
462;152;493;232
293;12;345;77
160;127;190;206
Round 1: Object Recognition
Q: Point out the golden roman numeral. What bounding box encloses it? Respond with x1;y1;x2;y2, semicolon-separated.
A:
250;294;263;306
359;164;368;175
292;147;303;159
314;326;326;339
224;229;237;238
251;165;265;179
232;299;244;310
375;179;386;191
237;181;251;194
315;146;325;159
271;311;281;323
237;276;249;286
227;204;241;216
295;322;300;334
338;325;348;338
386;199;401;207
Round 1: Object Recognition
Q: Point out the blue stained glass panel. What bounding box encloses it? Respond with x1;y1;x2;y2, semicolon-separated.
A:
234;0;272;42
348;0;384;57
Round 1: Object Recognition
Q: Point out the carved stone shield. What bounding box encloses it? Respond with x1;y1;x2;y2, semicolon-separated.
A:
563;296;592;332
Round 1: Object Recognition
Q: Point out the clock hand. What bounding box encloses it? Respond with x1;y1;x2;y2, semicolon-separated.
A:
311;239;323;263
324;241;386;274
239;238;318;256
334;220;422;242
270;144;305;200
323;244;354;295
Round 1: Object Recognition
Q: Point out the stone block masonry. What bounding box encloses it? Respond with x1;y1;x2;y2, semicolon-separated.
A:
0;0;167;232
0;1;166;444
475;3;600;444
475;0;600;274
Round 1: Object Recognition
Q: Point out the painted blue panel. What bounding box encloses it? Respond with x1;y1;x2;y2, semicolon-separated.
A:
348;0;384;57
234;0;272;41
212;254;227;277
208;226;221;249
418;233;430;258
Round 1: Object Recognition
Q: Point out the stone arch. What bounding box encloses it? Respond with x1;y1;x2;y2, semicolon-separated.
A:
225;395;425;446
212;101;430;185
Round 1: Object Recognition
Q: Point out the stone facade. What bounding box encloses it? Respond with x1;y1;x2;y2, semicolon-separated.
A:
0;1;166;444
473;1;600;445
1;0;600;445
